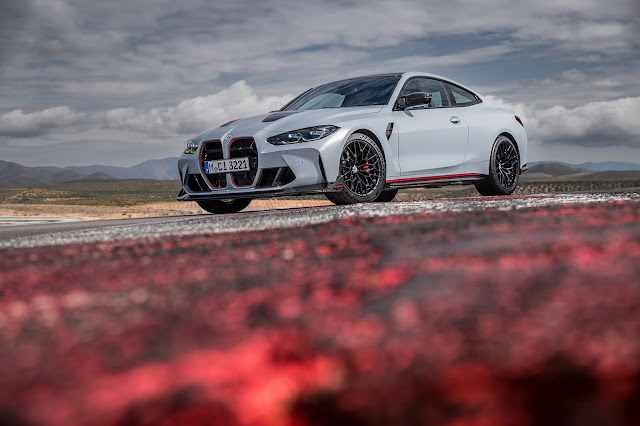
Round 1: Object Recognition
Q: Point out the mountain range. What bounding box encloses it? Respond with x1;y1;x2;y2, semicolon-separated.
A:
0;158;178;187
523;163;640;181
1;158;638;187
0;160;115;187
529;161;640;171
36;158;179;181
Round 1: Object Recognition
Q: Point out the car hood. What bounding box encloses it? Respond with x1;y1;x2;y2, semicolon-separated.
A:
195;106;383;141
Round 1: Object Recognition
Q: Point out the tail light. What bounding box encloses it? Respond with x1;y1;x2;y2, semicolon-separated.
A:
515;116;524;127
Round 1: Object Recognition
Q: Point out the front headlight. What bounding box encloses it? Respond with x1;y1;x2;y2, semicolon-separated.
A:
266;125;339;145
184;141;199;154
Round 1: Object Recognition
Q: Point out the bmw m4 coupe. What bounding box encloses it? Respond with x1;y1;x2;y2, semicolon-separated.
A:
177;72;527;214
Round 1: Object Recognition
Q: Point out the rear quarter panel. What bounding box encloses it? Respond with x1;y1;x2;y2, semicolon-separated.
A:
457;102;528;170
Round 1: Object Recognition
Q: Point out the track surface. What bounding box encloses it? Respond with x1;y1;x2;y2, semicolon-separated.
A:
2;189;639;248
1;189;640;425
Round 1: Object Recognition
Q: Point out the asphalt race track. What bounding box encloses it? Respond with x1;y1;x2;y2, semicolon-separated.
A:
1;189;639;426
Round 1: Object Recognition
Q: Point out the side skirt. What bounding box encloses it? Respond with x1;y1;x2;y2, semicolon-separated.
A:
386;173;484;188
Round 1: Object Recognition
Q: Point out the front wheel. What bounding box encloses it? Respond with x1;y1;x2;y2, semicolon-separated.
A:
325;133;386;205
475;135;520;196
374;189;398;202
197;198;252;214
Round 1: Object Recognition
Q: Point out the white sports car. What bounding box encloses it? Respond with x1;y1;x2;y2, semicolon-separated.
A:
177;72;527;213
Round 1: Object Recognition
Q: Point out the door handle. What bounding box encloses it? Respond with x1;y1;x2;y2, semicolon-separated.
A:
450;116;461;124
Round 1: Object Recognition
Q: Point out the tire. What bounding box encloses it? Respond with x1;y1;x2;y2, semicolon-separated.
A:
374;189;398;202
196;198;252;214
325;133;386;205
475;135;520;196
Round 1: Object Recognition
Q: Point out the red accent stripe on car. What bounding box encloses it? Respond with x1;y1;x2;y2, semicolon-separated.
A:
219;119;241;127
386;173;481;184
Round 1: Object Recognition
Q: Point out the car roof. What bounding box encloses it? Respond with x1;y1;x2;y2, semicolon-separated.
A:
314;72;476;93
299;72;484;104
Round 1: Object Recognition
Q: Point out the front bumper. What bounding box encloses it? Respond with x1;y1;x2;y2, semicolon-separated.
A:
177;130;345;201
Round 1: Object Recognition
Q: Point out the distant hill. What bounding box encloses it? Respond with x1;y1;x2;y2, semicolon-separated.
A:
523;163;640;181
527;163;588;177
0;160;118;187
573;170;640;181
529;161;640;171
6;157;638;187
84;172;117;181
37;158;179;180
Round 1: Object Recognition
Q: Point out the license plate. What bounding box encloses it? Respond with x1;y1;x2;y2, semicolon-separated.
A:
204;158;250;174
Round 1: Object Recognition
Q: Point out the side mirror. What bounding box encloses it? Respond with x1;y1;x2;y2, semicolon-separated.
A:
396;92;432;110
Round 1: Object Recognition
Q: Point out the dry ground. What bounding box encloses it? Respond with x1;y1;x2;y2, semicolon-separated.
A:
0;200;334;221
1;178;639;221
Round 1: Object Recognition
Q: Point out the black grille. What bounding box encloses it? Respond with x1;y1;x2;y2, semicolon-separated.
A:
202;140;224;160
256;167;296;188
201;140;226;188
187;174;209;192
229;138;258;187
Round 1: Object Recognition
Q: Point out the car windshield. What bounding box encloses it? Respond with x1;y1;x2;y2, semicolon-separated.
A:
281;75;401;111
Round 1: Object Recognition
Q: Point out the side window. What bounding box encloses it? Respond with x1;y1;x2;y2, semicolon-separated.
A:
444;83;479;106
399;78;449;107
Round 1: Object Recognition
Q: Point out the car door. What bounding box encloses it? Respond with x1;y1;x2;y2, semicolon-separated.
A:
392;77;469;175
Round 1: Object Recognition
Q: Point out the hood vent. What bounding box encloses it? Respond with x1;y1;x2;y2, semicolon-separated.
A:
262;111;301;122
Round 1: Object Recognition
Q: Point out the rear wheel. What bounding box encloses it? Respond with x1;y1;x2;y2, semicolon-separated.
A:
196;198;252;214
475;135;520;196
325;133;386;205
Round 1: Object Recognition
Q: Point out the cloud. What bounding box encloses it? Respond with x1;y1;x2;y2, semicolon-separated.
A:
487;96;640;148
4;1;637;103
0;106;80;137
59;81;159;98
104;81;293;135
0;0;29;64
1;0;639;166
479;66;640;112
360;45;516;75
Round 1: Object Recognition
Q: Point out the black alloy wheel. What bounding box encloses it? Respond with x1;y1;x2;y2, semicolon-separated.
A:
325;133;386;205
475;135;520;196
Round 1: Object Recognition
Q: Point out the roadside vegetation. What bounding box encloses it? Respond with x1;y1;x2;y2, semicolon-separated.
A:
0;180;182;207
1;178;639;207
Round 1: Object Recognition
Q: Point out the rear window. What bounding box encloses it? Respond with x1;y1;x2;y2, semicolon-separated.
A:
445;83;480;106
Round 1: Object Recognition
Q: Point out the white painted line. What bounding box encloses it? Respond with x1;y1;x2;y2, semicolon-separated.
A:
0;216;83;227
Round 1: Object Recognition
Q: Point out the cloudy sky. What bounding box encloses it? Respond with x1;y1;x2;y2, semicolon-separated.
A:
1;0;638;167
